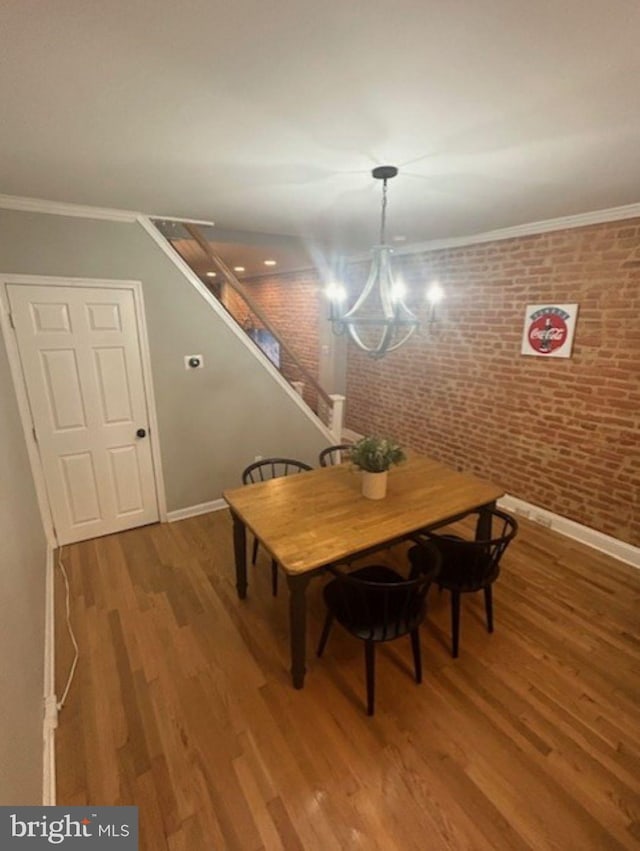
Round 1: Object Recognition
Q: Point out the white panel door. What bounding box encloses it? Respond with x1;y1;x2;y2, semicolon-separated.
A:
8;283;159;544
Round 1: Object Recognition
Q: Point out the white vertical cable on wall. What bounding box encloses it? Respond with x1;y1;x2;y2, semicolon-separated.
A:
55;546;79;711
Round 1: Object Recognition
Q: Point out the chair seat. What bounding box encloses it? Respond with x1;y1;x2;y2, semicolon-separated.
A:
317;544;441;715
407;510;518;659
323;564;424;641
409;536;498;592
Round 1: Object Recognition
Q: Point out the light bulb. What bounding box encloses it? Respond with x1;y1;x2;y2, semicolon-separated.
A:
325;283;347;302
391;281;407;302
426;282;444;305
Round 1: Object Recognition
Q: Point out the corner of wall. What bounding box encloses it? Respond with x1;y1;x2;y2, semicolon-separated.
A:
42;544;56;805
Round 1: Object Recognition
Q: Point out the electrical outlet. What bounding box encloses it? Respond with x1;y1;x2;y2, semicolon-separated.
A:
254;454;262;462
534;513;552;528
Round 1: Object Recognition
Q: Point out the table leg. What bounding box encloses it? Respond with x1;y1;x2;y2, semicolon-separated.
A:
286;572;312;689
476;501;496;540
230;510;247;599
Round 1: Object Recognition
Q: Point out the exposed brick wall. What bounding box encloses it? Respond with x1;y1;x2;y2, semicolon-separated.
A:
345;219;640;547
219;283;248;327
205;219;639;547
223;272;323;413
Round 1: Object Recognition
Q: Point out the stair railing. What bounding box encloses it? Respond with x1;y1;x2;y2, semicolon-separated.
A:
171;223;344;441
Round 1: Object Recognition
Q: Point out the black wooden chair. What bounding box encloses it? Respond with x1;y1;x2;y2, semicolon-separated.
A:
318;443;353;467
408;509;518;658
316;542;441;716
241;458;312;596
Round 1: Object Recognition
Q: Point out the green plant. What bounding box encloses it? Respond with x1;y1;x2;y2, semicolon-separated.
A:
350;436;406;473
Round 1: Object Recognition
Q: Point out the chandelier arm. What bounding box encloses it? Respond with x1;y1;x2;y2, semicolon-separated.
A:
397;302;418;321
373;321;397;357
378;248;396;318
343;247;405;322
342;251;382;319
345;320;396;358
344;321;373;352
383;323;419;353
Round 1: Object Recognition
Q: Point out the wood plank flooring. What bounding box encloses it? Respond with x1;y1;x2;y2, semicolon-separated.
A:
54;510;640;850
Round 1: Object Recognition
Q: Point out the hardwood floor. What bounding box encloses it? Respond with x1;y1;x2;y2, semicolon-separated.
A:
54;510;640;850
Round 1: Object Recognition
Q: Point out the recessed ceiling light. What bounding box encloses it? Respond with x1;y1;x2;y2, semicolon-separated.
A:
264;259;277;266
233;266;245;273
205;271;217;278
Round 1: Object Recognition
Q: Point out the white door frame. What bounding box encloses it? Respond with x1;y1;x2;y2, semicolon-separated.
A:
0;274;167;547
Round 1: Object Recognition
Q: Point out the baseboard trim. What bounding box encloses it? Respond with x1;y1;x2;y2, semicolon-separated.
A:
43;545;56;806
166;499;228;522
499;494;640;569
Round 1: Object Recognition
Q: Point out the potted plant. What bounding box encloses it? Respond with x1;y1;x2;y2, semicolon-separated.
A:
350;435;406;499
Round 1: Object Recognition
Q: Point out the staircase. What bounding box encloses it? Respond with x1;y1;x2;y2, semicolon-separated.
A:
153;219;345;441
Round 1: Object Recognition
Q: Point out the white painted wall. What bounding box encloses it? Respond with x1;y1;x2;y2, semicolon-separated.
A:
0;331;47;804
0;209;332;512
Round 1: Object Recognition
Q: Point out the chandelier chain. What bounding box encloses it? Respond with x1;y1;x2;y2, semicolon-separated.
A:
379;179;388;244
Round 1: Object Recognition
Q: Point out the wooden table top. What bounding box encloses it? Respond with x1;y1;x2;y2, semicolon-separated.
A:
223;454;504;575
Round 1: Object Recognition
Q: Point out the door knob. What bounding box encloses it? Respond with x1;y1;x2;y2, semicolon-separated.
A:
136;428;147;438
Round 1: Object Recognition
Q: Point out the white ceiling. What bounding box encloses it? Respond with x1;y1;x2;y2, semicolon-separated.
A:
1;0;640;254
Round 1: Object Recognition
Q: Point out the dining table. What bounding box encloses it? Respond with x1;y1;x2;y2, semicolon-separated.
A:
223;453;505;688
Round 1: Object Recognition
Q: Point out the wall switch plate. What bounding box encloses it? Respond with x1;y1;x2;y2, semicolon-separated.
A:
185;354;204;369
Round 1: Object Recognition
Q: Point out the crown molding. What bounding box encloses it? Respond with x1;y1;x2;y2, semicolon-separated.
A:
0;194;219;228
0;193;142;222
392;202;640;258
2;192;638;258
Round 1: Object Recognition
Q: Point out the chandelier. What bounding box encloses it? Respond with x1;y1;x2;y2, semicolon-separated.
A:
326;165;419;358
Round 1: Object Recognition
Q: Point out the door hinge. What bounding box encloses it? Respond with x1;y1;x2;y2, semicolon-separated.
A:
32;426;38;443
8;313;15;330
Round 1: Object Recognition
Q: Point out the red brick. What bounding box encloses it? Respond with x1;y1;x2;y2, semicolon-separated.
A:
243;218;640;548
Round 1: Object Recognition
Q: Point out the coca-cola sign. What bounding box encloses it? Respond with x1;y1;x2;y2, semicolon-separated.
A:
521;304;578;358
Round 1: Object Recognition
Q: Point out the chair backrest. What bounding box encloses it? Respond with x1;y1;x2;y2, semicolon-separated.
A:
424;509;518;590
241;457;313;485
318;444;353;467
327;542;441;641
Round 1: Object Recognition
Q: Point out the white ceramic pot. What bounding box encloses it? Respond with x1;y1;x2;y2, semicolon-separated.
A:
361;470;388;500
